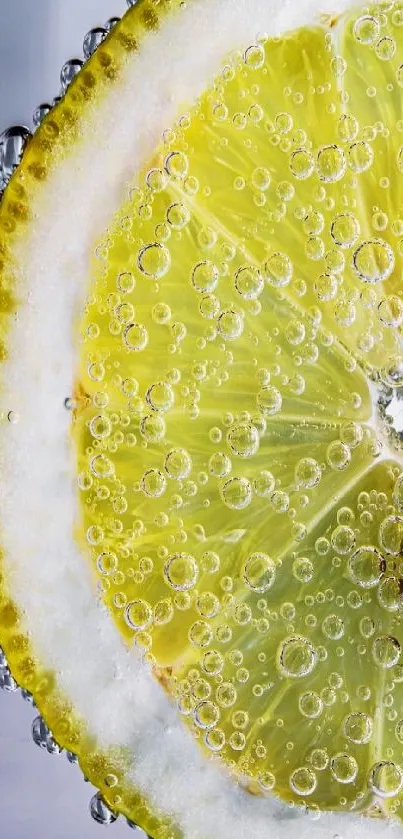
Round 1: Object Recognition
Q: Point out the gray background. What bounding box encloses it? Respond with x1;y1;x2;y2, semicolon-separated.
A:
0;1;133;836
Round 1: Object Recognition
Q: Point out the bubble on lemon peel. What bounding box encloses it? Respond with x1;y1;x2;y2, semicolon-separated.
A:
3;1;403;839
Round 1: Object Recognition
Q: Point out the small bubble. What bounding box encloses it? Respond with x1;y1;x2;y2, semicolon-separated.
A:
290;148;314;179
165;151;189;179
369;761;403;797
372;635;401;669
294;457;321;489
217;310;244;340
257;385;282;415
243;552;276;592
348;545;384;588
353;15;380;44
123;322;148;351
227;422;259;458
264;252;293;286
352;238;395;284
343;712;373;744
165;448;192;480
322;614;345;640
330;753;358;784
125;598;153;630
164;553;199;591
194;700;220;729
293;557;314;583
331;213;360;248
138;243;171;279
317;144;346;182
221;477;252;509
289;766;317;796
277;635;317;679
191;261;219;293
375;36;396;61
146;381;174;412
140;468;166;497
299;690;323;718
348;141;374;173
234;265;264;299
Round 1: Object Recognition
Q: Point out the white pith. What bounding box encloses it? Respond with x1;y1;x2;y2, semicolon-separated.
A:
1;1;401;838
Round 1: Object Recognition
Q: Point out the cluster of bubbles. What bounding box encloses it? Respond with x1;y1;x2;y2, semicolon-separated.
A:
71;0;403;819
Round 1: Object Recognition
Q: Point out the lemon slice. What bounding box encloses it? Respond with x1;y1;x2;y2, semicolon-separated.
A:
2;1;403;837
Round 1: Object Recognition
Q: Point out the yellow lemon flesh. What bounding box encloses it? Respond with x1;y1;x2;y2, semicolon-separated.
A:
3;0;403;836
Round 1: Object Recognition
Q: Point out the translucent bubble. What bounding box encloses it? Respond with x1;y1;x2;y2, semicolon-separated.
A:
377;576;402;612
154;598;174;625
299;691;323;718
369;761;403;798
205;728;226;751
378;295;403;327
197;593;220;619
227;422;259;458
166;202;190;229
348;545;384;588
164;553;199;591
218;310;244;340
343;712;373;744
289;766;317;796
117;271;135;293
216;682;237;708
89;415;112;440
375;36;396;60
353;14;380;44
322;614;345;640
253;470;275;497
396;720;403;743
310;748;329;770
379;515;403;555
331;524;355;555
326;441;351;471
285;320;305;345
243;552;276;592
165;448;192;480
125;599;152;630
209;451;232;477
191;261;219;293
234;265;264;299
303;211;324;236
331;213;360;248
96;551;118;575
317;145;346;182
165;151;189;179
229;731;246;750
189;620;213;648
315;273;338;301
293;556;314;583
257;385;282;415
393;474;403;509
258;771;276;791
264;252;293;286
294;457;321;489
251;166;271;191
146;168;168;192
202;649;224;675
330;753;358;784
352;239;395;283
194;700;220;729
221;477;252;509
140;413;166;442
348;141;374;173
140;468;166;497
290;148;315;179
372;635;401;669
123;322;148;351
277;635;317;679
138;243;171;279
360;616;375;639
243;43;266;69
146;381;174;412
337;113;359;142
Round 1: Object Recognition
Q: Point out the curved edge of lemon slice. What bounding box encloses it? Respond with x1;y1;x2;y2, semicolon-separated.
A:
1;1;399;839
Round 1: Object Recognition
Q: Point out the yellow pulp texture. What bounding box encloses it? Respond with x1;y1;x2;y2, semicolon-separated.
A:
73;1;403;821
3;0;403;832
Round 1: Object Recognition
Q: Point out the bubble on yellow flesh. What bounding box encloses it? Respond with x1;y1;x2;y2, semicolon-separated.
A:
69;0;403;822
